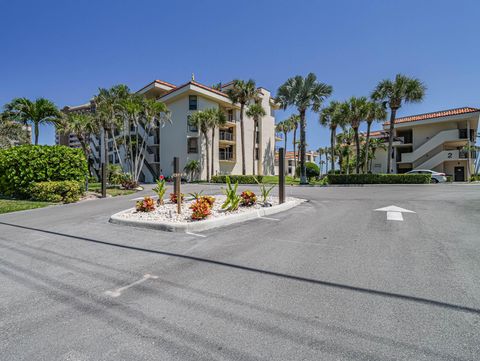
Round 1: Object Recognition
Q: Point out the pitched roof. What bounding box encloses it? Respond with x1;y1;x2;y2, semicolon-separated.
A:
385;107;480;125
159;80;230;100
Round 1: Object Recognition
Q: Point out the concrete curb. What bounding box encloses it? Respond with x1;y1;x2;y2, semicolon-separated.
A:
109;198;306;233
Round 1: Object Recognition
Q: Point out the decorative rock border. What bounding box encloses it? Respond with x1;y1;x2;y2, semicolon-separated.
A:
109;198;306;232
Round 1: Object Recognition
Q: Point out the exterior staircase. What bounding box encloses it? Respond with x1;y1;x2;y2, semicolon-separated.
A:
401;129;459;163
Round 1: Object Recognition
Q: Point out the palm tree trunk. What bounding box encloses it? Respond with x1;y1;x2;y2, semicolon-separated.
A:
354;127;360;174
330;127;336;173
363;121;372;173
211;127;215;178
101;127;108;198
240;103;246;175
293;126;297;177
34;121;39;145
386;108;397;174
299;110;307;184
204;132;210;182
346;150;350;176
252;120;256;175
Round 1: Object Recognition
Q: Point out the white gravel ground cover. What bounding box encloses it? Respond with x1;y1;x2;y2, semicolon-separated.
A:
118;195;299;223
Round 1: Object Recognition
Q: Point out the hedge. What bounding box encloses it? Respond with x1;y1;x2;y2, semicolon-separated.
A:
327;173;431;184
30;181;84;203
0;145;87;198
295;162;320;179
211;175;263;184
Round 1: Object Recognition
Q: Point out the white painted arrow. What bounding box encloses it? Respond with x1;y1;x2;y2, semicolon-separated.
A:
374;205;415;221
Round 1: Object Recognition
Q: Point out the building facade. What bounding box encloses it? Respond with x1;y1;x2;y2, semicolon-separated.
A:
369;107;479;181
59;78;278;182
274;150;319;177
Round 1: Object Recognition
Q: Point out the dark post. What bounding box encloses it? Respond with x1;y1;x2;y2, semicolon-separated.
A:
279;147;285;204
101;128;107;198
173;157;181;214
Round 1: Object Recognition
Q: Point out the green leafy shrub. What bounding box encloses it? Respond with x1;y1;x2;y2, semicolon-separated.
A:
0;145;87;198
470;175;480;182
136;196;155;212
327;173;431;184
211;175;263;184
254;177;275;204
221;176;241;211
240;190;257;206
30;181;84;203
120;173;138;190
153;179;167;205
295;162;320;180
190;198;212;220
107;164;124;184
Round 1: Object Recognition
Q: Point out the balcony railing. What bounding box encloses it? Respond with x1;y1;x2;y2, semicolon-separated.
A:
219;132;234;141
219;150;234;161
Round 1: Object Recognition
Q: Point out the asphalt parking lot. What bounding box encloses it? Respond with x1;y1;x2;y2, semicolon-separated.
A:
0;183;479;361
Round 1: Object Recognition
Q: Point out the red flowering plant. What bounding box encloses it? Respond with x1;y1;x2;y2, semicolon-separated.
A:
190;198;211;220
240;190;257;207
199;195;215;207
135;196;155;212
169;192;184;203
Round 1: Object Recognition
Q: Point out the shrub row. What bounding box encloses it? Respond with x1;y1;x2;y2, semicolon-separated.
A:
211;175;263;184
30;181;84;203
0;145;87;198
327;173;431;184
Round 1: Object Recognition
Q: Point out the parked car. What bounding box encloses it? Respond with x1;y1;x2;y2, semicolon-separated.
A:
406;169;447;183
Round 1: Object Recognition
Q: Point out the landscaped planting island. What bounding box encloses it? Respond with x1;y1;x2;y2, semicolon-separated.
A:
110;195;304;232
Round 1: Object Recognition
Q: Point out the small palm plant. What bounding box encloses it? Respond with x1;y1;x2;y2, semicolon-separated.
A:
221;176;241;211
254;177;275;206
152;179;167;205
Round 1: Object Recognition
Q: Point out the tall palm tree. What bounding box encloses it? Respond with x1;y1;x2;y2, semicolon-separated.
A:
287;114;300;173
275;120;291;175
189;110;211;181
344;97;369;174
363;101;387;173
319;101;345;173
184;159;200;182
246;103;266;175
226;79;260;175
203;108;226;177
371;74;426;173
337;127;355;175
57;112;98;175
316;147;325;176
276;73;333;184
4;97;60;145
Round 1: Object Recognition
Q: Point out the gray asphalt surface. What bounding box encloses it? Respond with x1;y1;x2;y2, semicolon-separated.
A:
0;183;479;361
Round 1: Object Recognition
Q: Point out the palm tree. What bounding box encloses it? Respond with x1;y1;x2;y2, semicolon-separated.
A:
189;110;211;181
275;120;291;175
246;103;266;175
287;114;300;174
337;127;355;175
203;108;226;177
363;101;387;172
319;101;345;173
0;112;30;148
226;79;260;175
184;159;200;182
4;98;60;145
371;74;426;173
368;138;387;172
344;97;369;174
57;112;98;175
277;73;333;184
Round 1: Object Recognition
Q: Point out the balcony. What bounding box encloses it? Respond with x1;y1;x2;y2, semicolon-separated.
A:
219;131;235;143
219;150;235;162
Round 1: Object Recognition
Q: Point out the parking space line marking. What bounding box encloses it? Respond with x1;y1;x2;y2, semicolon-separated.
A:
186;232;206;238
105;274;158;298
259;216;280;221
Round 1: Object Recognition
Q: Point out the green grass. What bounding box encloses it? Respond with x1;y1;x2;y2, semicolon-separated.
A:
88;182;138;197
0;198;52;214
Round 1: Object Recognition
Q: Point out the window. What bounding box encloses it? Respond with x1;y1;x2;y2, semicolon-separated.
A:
228;109;234;122
187;115;198;132
189;95;197;110
108;155;113;163
188;137;198;153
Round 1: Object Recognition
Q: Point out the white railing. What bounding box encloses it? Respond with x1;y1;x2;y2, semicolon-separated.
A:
402;129;459;163
415;149;459;170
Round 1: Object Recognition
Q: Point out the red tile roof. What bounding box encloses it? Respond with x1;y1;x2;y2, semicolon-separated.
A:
385;107;480;125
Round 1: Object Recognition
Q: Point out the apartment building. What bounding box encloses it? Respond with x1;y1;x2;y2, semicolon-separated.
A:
369;107;479;181
274;150;319;177
60;78;278;182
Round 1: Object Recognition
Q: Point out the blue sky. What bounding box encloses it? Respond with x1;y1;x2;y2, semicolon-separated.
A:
1;0;479;150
